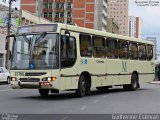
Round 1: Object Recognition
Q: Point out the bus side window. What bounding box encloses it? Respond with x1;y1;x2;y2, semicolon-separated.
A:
80;34;92;57
147;45;153;60
138;44;147;60
118;40;129;59
92;36;106;58
106;38;118;59
129;42;138;60
60;35;77;68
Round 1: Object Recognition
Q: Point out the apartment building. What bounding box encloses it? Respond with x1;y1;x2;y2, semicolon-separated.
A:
108;0;128;36
128;16;142;38
20;0;108;31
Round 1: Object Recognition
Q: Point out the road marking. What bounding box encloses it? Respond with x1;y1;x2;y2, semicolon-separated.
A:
0;89;12;92
80;106;86;111
93;99;99;103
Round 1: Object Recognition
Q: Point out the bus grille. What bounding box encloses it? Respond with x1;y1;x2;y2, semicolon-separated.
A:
19;78;40;82
25;72;47;76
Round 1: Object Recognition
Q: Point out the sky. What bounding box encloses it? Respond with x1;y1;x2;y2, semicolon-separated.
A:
0;0;160;53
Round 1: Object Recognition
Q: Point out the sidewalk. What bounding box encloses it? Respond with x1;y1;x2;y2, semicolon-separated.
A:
150;80;160;84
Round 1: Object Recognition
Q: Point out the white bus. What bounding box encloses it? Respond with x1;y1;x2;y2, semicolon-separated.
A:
8;23;155;97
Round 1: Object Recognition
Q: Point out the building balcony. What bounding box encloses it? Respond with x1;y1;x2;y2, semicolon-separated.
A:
54;0;72;3
45;17;53;21
59;0;65;3
67;0;72;2
67;17;72;21
43;8;48;12
43;8;53;12
43;0;48;3
48;0;53;2
54;8;64;12
67;8;72;12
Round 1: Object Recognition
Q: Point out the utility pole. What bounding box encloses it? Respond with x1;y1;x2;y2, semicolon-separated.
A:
5;0;17;69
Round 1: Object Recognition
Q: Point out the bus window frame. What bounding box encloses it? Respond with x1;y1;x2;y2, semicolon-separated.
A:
138;43;147;61
118;40;129;60
92;35;106;58
79;34;92;58
129;42;138;60
106;37;118;59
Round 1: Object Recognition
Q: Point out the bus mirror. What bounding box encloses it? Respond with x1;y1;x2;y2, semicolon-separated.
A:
65;31;70;36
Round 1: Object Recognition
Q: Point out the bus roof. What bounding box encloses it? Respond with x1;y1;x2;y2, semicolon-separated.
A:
19;23;154;45
62;23;154;45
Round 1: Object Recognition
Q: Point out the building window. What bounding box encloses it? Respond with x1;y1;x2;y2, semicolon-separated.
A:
49;3;52;8
67;3;72;8
44;12;48;18
60;13;64;18
55;13;59;18
67;12;72;17
55;3;59;8
44;3;48;8
59;3;64;8
49;12;52;18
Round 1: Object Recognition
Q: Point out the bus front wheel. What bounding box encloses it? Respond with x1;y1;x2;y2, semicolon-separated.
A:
123;74;138;91
39;89;49;96
76;75;86;97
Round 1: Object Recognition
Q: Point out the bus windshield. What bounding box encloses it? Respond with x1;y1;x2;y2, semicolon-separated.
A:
11;33;59;70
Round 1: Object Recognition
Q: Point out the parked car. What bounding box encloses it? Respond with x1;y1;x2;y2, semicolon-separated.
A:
0;67;10;84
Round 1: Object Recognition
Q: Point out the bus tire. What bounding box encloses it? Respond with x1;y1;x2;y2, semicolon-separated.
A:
76;75;86;97
123;74;138;91
39;89;49;97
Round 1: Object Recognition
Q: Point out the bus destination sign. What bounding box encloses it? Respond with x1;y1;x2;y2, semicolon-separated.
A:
17;24;57;34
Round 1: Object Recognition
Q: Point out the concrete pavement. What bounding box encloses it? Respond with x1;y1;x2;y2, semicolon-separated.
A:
150;80;160;84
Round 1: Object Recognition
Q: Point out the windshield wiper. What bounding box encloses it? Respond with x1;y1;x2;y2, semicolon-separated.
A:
35;32;47;45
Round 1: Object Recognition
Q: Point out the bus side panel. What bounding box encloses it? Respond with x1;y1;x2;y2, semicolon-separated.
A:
107;59;126;85
128;60;150;84
91;58;106;88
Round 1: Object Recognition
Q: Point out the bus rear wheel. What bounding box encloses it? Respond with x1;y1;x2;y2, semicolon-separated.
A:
39;89;49;96
123;74;138;91
76;75;86;97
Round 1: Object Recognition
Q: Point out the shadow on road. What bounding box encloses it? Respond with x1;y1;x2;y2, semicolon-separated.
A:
0;82;8;85
12;87;150;101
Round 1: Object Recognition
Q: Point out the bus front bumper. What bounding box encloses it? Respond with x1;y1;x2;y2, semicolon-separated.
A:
10;81;58;90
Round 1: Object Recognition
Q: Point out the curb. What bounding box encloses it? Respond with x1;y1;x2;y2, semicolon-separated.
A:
150;81;160;84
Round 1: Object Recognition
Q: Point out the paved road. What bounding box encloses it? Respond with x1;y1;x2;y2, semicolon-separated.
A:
0;83;160;114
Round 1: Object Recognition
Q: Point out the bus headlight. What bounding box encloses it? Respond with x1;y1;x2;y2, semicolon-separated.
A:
42;77;57;82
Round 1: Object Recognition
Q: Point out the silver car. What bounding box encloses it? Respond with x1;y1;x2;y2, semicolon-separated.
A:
0;67;10;84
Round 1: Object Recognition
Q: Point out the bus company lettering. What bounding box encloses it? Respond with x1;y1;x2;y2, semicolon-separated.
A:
122;61;127;72
96;60;104;63
14;72;25;76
